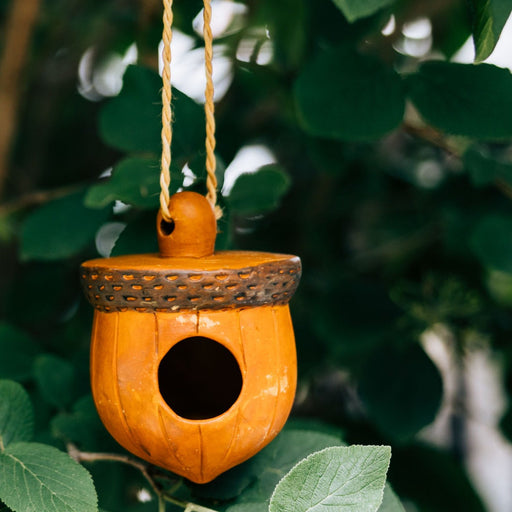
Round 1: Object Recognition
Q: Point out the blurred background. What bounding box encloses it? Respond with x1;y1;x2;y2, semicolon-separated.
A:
2;0;512;511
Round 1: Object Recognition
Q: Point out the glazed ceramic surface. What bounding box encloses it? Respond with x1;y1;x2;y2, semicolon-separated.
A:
80;192;301;483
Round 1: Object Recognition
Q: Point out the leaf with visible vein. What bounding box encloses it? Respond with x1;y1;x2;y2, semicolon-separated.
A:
0;442;97;512
269;445;391;512
469;0;512;61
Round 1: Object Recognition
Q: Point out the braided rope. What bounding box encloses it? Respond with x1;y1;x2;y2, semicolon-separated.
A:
159;0;173;222
202;0;222;219
159;0;222;222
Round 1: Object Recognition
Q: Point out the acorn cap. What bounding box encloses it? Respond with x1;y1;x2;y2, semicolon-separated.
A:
80;192;301;312
80;251;300;312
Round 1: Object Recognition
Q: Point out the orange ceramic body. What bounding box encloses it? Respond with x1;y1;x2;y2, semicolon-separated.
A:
80;193;301;483
89;304;296;483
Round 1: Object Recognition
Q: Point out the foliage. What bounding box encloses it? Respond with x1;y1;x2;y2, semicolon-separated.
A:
407;61;512;139
468;0;512;61
0;381;97;512
269;445;391;512
294;46;405;140
2;0;512;510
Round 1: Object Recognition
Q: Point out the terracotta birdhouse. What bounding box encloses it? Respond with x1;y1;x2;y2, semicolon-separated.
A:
80;192;301;483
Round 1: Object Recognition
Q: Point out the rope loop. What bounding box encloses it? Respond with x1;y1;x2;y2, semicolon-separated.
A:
160;0;222;222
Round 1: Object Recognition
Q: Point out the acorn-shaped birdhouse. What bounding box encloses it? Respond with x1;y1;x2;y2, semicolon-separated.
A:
80;192;301;483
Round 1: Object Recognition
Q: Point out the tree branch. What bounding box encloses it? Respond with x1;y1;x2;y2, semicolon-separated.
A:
67;444;219;512
403;121;462;157
0;183;83;217
0;0;42;199
403;120;512;201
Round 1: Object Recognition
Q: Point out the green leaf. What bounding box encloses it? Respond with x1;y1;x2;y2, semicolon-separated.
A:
20;191;110;261
251;430;345;496
486;269;512;306
214;199;232;251
99;65;203;158
378;485;405;512
463;145;512;187
436;3;473;58
407;61;512;140
110;212;159;257
330;0;396;22
226;505;267;512
34;355;76;409
88;462;156;512
269;445;391;512
227;165;290;215
310;280;400;364
99;66;161;154
359;344;442;442
0;381;34;450
285;418;346;440
469;0;512;62
51;396;108;452
0;323;40;381
3;264;77;328
470;214;512;272
295;46;404;140
0;442;97;512
195;429;343;502
188;152;226;192
256;0;307;69
85;157;161;209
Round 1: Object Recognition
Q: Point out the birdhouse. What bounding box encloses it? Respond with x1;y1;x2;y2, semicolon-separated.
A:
80;192;301;483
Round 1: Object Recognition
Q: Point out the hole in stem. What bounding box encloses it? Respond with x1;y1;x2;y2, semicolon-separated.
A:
160;218;175;236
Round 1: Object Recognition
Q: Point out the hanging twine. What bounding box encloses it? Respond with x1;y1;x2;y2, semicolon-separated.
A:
160;0;222;222
202;0;222;220
159;0;173;222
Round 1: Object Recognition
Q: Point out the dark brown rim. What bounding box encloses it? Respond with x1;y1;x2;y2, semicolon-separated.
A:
80;259;301;312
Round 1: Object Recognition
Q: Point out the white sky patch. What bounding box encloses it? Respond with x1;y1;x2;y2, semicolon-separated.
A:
113;200;132;215
182;163;197;188
381;15;396;37
95;222;126;257
158;30;233;103
99;167;113;179
402;17;432;39
421;327;512;512
256;40;273;65
222;145;277;196
192;0;248;38
78;48;101;101
78;43;138;101
136;488;153;503
237;36;273;65
395;17;432;58
415;159;443;189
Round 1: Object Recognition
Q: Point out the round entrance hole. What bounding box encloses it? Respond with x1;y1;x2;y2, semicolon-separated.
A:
158;336;243;420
